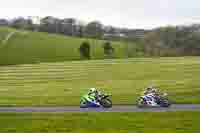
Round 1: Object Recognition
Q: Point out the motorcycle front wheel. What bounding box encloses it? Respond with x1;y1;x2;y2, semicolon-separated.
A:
100;98;112;108
160;99;171;107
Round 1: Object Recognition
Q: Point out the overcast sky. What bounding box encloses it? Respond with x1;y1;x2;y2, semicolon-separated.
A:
0;0;200;29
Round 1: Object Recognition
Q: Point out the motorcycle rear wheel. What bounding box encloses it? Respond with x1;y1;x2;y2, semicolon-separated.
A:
137;98;147;108
80;100;88;108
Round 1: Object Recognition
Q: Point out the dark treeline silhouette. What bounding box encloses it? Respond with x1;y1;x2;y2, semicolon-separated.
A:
0;16;139;40
1;16;200;56
128;25;200;57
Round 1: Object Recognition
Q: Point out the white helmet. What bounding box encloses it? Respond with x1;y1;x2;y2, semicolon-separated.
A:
152;89;157;93
89;88;97;93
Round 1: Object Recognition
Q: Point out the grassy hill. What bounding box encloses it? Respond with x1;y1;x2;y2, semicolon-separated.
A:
0;57;199;106
0;27;128;65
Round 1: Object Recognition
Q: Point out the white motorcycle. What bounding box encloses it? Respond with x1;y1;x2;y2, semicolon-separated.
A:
137;93;171;107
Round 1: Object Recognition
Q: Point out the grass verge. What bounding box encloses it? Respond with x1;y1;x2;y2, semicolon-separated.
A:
0;57;200;106
0;112;199;133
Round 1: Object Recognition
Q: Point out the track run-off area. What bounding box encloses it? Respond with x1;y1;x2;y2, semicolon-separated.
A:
0;57;200;107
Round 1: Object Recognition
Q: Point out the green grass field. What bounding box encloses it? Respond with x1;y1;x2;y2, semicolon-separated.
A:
0;27;200;133
0;57;200;106
0;112;200;133
0;27;128;65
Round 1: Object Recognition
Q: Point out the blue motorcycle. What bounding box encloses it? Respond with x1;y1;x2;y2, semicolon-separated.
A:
80;93;112;108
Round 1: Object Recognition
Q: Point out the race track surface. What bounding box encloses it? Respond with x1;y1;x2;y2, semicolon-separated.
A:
0;104;200;112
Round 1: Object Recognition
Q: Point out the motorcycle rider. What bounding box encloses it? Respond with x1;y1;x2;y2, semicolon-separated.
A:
139;86;170;107
88;88;101;104
143;86;158;95
143;86;160;102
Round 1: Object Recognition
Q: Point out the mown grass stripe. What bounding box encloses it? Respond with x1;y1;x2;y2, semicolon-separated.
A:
0;57;200;106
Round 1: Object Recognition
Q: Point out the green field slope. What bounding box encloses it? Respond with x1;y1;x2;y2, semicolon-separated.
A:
0;57;199;106
0;27;128;65
0;112;200;133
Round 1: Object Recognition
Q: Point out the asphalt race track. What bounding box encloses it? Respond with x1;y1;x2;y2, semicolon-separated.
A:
0;104;200;112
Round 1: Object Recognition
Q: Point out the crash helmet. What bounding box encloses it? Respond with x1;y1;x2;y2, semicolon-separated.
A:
89;88;97;93
152;88;157;93
147;86;153;91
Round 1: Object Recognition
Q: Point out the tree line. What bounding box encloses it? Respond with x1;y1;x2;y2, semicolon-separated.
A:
0;16;129;40
1;16;200;56
128;25;200;57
